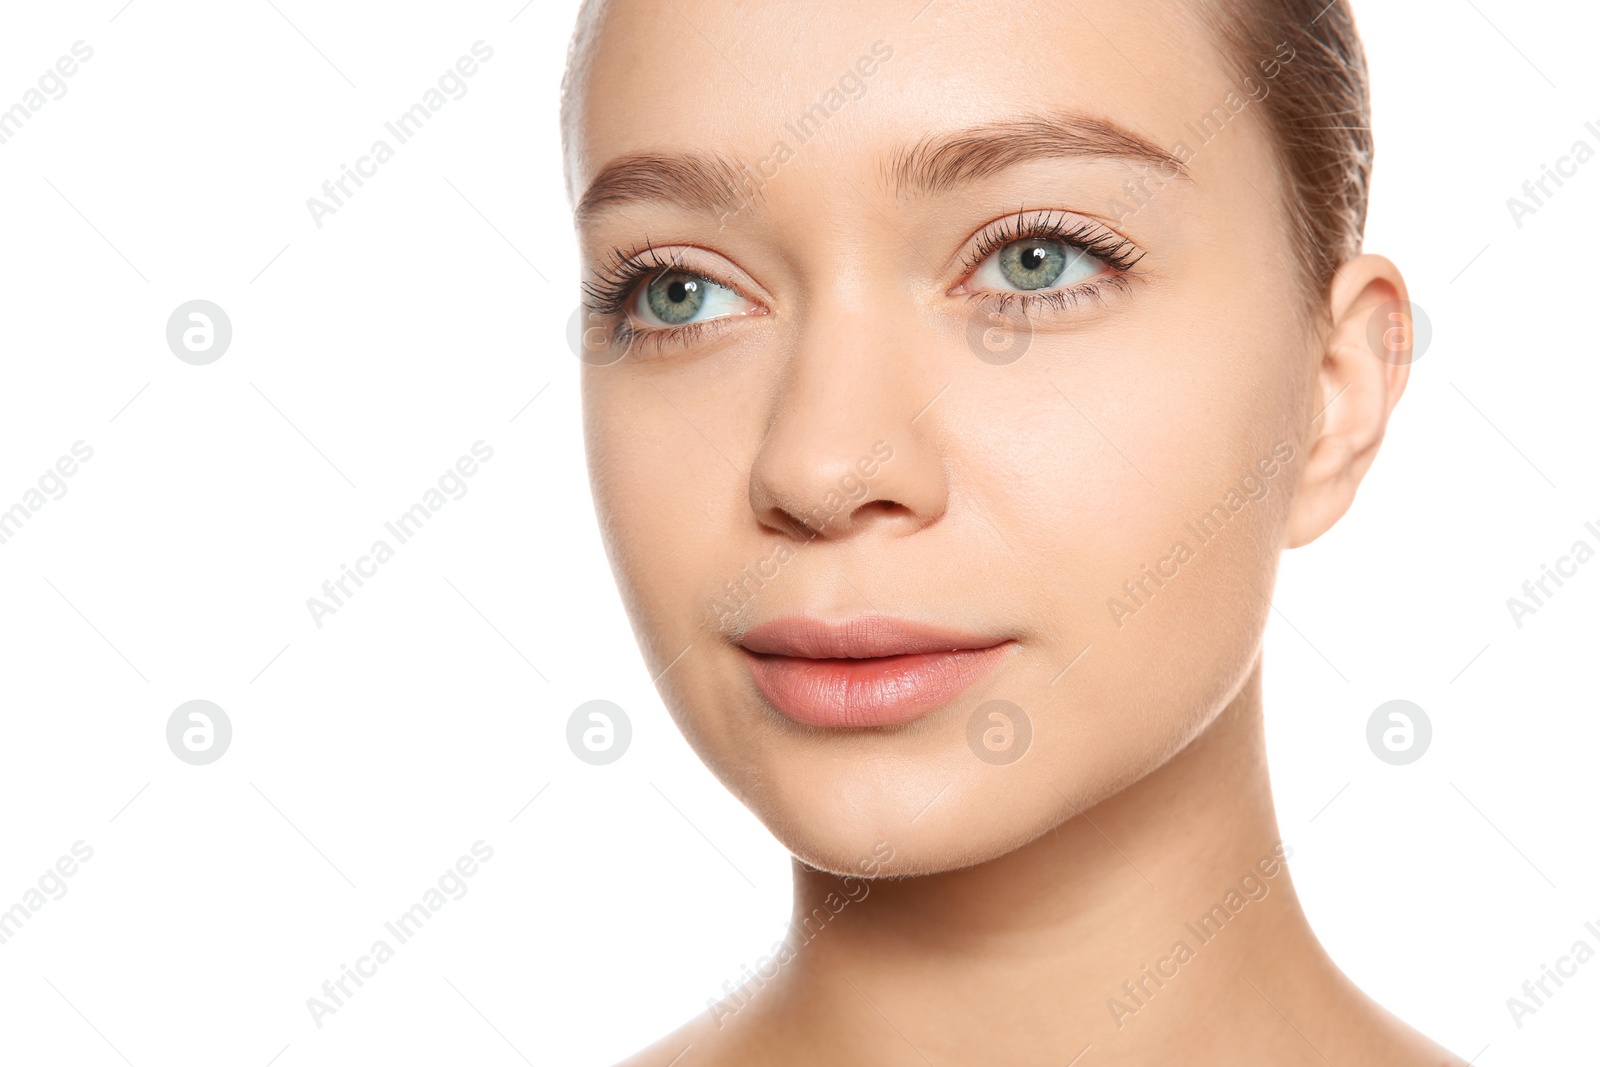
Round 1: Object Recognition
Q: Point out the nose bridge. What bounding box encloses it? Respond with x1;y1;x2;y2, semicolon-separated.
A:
747;297;946;540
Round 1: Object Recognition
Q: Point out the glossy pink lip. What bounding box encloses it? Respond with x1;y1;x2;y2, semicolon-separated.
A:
738;615;1013;728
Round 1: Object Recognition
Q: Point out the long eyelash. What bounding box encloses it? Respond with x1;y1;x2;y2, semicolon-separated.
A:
583;212;1144;357
581;240;687;316
960;209;1146;279
615;317;714;355
970;273;1138;315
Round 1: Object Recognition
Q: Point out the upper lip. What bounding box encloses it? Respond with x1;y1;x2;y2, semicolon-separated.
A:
738;614;1010;659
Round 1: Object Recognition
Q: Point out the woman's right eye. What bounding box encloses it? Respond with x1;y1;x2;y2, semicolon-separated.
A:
631;270;755;328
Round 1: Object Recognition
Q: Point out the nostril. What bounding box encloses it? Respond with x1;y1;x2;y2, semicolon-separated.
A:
854;498;912;523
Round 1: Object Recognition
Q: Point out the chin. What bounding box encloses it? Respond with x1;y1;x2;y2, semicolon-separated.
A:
687;708;1132;881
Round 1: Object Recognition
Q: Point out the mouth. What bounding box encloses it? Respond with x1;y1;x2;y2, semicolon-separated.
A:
736;615;1014;729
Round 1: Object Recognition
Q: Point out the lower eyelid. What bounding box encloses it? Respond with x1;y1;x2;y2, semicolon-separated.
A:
963;273;1134;311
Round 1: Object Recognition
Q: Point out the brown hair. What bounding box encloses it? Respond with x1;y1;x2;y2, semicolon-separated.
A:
1195;0;1374;307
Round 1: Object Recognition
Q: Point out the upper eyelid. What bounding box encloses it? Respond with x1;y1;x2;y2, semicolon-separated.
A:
590;244;765;307
952;210;1139;270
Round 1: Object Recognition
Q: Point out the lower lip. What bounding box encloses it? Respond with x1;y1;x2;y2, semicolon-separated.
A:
741;644;1012;728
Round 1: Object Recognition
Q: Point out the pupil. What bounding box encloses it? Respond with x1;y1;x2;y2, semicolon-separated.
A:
1022;247;1045;271
669;279;695;303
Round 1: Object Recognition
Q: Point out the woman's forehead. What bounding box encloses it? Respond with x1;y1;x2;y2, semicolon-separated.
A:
564;0;1243;202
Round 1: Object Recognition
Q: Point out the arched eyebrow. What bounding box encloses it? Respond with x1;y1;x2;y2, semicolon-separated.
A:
574;113;1187;223
885;114;1189;197
575;152;751;223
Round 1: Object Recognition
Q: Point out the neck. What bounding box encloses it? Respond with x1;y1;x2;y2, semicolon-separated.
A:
759;658;1353;1062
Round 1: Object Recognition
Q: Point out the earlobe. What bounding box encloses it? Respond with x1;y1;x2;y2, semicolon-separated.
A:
1285;254;1413;549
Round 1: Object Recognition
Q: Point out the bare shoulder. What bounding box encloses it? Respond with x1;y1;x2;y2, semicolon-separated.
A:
1336;990;1472;1067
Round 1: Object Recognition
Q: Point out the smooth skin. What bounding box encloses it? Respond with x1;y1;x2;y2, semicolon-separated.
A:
565;0;1461;1062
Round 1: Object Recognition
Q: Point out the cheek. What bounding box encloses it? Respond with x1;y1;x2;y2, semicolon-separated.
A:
952;324;1301;771
582;374;762;667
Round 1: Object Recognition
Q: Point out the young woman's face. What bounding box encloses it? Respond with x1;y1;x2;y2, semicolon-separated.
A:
570;0;1321;876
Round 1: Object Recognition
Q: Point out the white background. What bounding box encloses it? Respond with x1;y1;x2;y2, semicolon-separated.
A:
0;1;1595;1064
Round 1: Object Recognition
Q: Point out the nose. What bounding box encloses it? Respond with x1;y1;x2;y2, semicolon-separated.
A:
747;307;948;543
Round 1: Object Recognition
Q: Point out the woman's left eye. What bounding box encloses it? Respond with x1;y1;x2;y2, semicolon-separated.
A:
969;237;1109;293
632;270;750;327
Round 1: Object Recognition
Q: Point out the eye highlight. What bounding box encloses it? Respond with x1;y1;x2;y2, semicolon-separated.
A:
637;271;746;327
983;239;1090;291
582;242;765;357
953;209;1146;312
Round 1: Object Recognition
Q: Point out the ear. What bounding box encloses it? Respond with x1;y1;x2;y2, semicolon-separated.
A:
1286;254;1412;549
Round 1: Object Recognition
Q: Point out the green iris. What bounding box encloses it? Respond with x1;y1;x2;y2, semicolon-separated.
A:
645;271;705;325
998;239;1070;290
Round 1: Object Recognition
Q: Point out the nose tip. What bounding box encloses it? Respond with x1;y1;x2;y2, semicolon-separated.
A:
749;436;942;544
